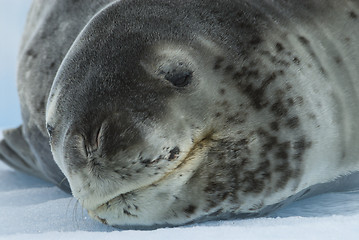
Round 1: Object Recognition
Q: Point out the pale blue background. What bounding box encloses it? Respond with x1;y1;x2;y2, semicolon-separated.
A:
0;1;32;129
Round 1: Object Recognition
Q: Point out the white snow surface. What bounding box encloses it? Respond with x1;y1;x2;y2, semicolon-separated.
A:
1;133;359;239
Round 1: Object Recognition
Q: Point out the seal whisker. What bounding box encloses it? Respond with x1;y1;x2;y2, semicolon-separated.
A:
58;176;67;187
72;199;80;228
65;197;74;219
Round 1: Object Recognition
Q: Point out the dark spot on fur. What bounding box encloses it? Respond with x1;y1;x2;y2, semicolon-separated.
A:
219;89;226;95
249;35;263;45
262;136;278;151
274;141;290;161
224;65;235;73
242;165;268;193
226;112;247;124
50;62;56;69
293;137;312;161
287;98;295;106
271;101;288;117
140;158;152;166
236;71;277;109
275;42;284;52
184;205;197;215
334;56;342;64
214;56;225;70
233;67;259;81
285;83;292;90
279;141;290;151
215;112;222;118
260;50;271;56
293;137;311;151
238;139;248;145
292;57;300;65
270;121;280;131
220;100;230;109
296;96;304;105
277;59;290;67
26;49;37;58
276;150;289;160
349;11;357;19
257;128;269;137
206;199;219;210
298;36;310;45
169;146;180;160
286;116;300;129
204;181;226;196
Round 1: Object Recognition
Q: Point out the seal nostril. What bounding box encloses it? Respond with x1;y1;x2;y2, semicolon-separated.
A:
83;123;106;158
95;126;102;150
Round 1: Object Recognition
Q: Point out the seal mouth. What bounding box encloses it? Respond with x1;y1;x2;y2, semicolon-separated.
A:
92;132;214;212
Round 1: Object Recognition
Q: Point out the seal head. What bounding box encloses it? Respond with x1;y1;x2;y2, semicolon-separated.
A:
44;0;359;228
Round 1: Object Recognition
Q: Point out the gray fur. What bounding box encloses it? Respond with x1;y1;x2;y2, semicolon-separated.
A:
1;0;359;228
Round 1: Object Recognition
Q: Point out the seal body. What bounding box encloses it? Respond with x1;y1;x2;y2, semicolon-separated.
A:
1;0;359;228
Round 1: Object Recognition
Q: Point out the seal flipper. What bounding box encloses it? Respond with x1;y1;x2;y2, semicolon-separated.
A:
0;126;70;192
0;126;45;179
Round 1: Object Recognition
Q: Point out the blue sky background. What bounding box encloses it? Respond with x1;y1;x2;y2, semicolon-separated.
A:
0;1;32;129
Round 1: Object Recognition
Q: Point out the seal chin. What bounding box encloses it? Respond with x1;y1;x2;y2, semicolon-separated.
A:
77;134;214;227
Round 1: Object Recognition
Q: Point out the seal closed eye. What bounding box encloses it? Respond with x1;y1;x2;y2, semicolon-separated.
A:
1;0;359;230
159;62;193;87
164;69;193;87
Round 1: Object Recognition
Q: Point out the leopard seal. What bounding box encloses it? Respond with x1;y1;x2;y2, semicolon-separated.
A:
1;0;359;229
